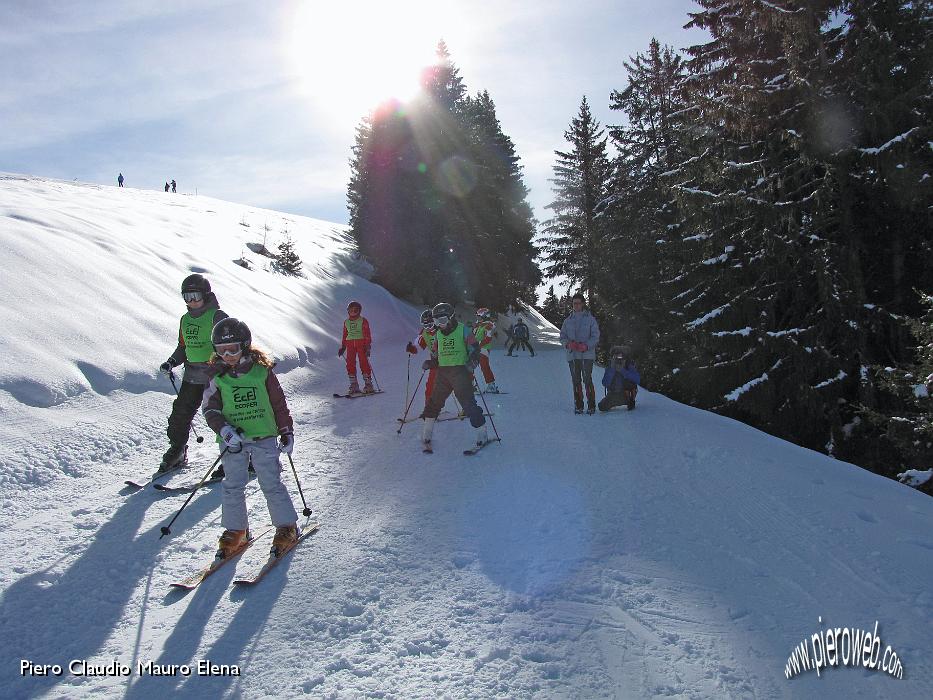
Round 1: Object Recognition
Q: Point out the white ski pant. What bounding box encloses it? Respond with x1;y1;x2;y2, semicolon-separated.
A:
221;437;297;530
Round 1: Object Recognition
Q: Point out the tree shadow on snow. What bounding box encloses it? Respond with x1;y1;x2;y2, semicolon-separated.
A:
0;489;220;698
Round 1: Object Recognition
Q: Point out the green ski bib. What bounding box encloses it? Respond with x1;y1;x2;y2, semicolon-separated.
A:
214;364;278;439
437;326;469;367
181;309;217;363
345;318;364;341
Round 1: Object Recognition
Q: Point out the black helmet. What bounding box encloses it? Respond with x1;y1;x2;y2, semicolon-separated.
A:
610;345;631;362
212;317;251;353
420;309;434;327
347;300;362;313
181;273;211;295
431;302;455;325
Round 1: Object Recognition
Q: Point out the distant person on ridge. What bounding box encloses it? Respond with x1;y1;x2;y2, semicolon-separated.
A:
507;318;535;357
164;182;170;192
473;307;499;393
406;308;438;409
171;179;177;193
559;292;600;414
117;173;124;187
338;301;374;395
599;345;640;411
157;274;228;472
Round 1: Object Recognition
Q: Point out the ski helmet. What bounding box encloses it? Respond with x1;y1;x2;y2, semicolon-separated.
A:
420;309;434;328
476;307;492;321
181;273;211;296
212;317;251;353
347;301;362;314
431;302;455;326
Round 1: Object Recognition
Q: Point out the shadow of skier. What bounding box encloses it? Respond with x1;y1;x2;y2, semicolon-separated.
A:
0;489;220;698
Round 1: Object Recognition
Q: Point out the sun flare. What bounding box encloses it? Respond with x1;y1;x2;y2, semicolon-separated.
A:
284;0;463;121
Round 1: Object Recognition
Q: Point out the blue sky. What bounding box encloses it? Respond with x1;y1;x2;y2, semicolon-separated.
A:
1;0;704;249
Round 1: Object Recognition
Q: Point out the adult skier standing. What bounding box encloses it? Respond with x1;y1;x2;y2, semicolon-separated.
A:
559;293;600;414
421;302;487;451
338;301;374;395
406;309;438;408
473;307;499;393
157;274;228;471
202;318;299;558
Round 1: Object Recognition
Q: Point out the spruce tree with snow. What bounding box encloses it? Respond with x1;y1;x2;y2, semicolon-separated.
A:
542;96;612;308
275;236;302;276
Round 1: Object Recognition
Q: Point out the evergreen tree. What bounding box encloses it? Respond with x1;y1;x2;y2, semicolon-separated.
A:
275;236;303;276
542;97;612;305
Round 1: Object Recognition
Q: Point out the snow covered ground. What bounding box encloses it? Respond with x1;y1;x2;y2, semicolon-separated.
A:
1;174;931;699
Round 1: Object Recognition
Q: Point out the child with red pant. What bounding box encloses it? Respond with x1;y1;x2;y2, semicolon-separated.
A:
406;308;438;409
474;308;498;393
338;301;373;394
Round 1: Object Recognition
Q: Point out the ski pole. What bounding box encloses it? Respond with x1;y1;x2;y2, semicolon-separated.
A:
369;365;382;392
403;354;411;416
168;371;204;443
159;445;230;539
472;375;501;442
285;453;313;517
397;370;426;434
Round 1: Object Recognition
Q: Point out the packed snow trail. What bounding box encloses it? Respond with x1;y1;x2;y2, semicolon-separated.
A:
0;175;931;699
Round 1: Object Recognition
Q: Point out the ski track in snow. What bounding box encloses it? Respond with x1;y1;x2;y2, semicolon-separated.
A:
0;176;931;699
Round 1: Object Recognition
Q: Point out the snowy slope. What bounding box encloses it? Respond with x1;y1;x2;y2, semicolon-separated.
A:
0;175;931;699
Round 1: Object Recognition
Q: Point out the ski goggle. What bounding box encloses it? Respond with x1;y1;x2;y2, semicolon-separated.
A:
215;343;242;357
182;291;204;303
433;315;450;327
421;320;435;329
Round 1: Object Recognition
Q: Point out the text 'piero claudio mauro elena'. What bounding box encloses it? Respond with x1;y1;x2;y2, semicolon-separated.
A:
20;659;241;677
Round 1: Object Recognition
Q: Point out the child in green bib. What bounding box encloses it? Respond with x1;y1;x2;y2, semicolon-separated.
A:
202;318;299;559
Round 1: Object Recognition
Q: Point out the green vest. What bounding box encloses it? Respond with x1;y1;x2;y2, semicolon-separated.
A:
214;364;279;439
345;318;364;341
421;329;434;348
437;326;469;367
181;309;217;363
474;323;490;344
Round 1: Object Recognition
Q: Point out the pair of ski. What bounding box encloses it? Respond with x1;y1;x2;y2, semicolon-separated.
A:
422;438;497;455
396;412;494;425
170;519;321;589
125;461;191;490
333;390;385;399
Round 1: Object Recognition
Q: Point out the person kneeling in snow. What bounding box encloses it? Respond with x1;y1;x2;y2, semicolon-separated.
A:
599;346;641;412
202;318;299;559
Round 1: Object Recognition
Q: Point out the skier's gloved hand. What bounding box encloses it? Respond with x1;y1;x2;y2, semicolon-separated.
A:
337;346;346;357
578;343;588;352
278;431;294;455
466;353;480;371
422;359;438;371
406;342;418;354
220;425;243;453
159;360;174;374
364;345;371;357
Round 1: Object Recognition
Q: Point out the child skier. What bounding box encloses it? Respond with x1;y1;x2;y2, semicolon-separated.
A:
474;307;499;393
157;274;228;472
406;309;437;407
599;346;641;411
507;317;535;356
338;301;374;394
202;317;299;558
421;302;488;450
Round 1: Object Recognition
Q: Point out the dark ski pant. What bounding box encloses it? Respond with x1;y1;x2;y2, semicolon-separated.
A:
167;380;205;448
598;381;638;411
423;366;485;427
508;339;534;355
568;359;595;409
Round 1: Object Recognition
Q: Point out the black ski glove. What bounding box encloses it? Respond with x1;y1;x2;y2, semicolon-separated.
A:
338;346;346;357
422;358;438;371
